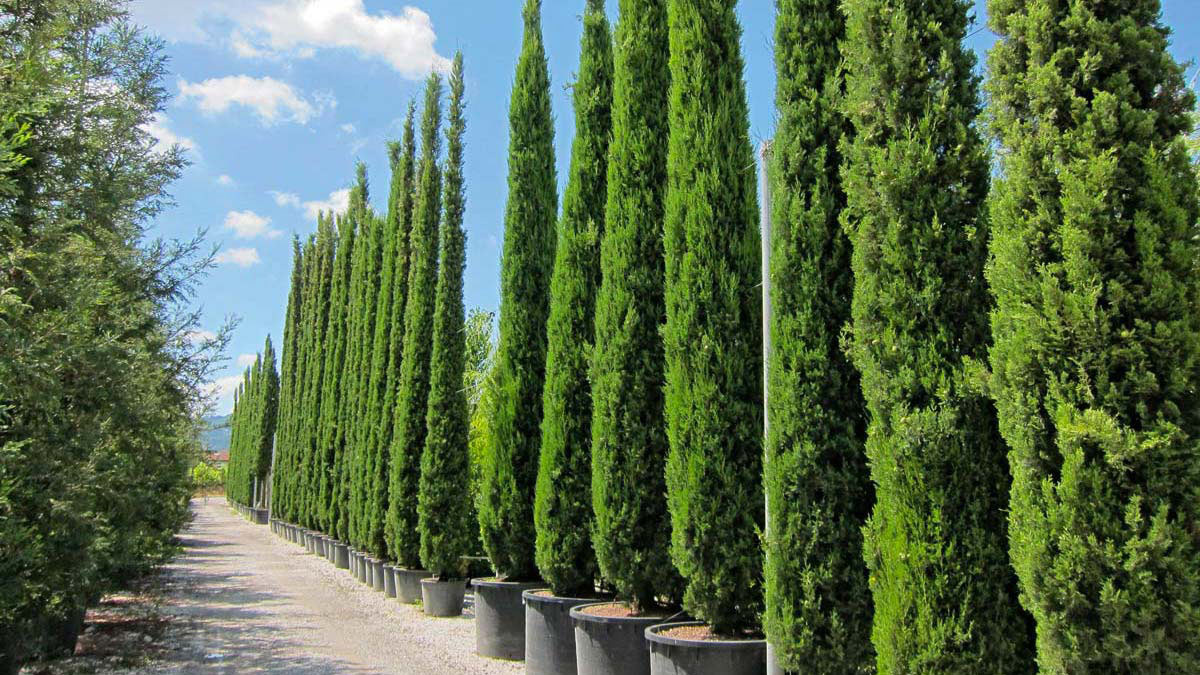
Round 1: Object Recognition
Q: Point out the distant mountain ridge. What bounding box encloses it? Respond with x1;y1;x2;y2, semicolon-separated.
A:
201;415;231;453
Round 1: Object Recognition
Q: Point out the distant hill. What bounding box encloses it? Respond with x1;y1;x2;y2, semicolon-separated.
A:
200;415;231;453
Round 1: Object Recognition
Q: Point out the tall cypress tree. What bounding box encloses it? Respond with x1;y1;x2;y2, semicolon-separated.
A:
304;215;336;528
255;335;279;506
418;53;473;579
363;104;418;552
534;0;613;598
765;0;872;670
387;74;443;569
662;0;762;635
841;0;1033;671
271;237;303;520
378;108;420;553
987;1;1200;669
317;210;357;535
590;0;678;611
477;0;558;581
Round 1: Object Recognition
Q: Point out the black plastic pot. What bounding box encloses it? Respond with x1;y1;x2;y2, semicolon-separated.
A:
394;567;431;604
382;564;398;598
421;578;468;617
332;542;349;569
571;602;673;675
473;579;543;660
645;622;766;675
524;590;607;675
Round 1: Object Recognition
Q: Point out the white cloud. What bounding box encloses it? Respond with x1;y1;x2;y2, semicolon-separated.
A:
143;113;197;154
205;374;244;415
340;123;357;135
215;247;263;267
238;1;450;79
186;329;218;344
302;188;351;221
216;174;235;187
223;210;282;239
236;353;259;368
178;75;334;125
270;191;302;208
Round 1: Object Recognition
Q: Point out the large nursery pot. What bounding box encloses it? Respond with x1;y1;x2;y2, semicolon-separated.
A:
421;577;468;617
370;559;386;592
350;550;362;580
571;602;675;675
473;578;544;660
766;644;784;675
645;622;766;675
382;564;398;598
524;589;608;675
394;567;431;604
332;541;349;569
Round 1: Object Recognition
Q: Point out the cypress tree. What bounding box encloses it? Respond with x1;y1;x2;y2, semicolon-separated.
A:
342;169;372;549
662;0;762;635
356;206;391;557
270;237;303;520
534;0;613;597
317;210;357;535
987;1;1200;669
300;216;336;528
418;53;473;578
478;0;559;581
590;0;678;611
363;104;418;553
388;74;443;569
255;336;279;506
765;0;872;670
840;0;1034;670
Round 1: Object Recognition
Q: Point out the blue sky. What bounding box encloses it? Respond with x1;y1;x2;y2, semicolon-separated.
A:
128;1;1199;413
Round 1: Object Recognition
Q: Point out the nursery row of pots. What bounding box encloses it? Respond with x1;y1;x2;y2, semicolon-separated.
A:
231;501;268;525
263;513;766;675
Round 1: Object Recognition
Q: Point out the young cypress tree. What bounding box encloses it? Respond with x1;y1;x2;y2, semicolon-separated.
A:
590;0;679;611
534;0;613;598
662;0;763;635
363;105;418;552
341;170;371;548
255;336;279;506
987;1;1200;669
271;237;303;519
279;236;314;522
765;0;872;670
317;211;357;534
301;216;336;528
388;74;443;569
477;0;559;580
841;0;1033;670
379;107;420;553
418;53;473;579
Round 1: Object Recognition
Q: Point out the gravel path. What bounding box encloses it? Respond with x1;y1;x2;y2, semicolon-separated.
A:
146;497;522;674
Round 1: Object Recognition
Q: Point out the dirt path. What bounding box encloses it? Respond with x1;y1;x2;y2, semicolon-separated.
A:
138;497;522;674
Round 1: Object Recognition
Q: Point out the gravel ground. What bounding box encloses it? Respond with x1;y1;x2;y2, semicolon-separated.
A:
108;497;522;674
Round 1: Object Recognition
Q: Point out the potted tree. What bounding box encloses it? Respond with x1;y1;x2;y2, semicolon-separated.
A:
648;1;765;673
527;1;613;672
474;0;558;663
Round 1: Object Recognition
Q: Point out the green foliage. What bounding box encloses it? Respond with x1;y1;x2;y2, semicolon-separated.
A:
765;0;873;670
272;237;304;524
534;0;612;598
0;1;227;665
840;0;1033;671
662;0;762;636
226;338;279;508
388;74;443;568
418;54;473;579
589;0;678;611
299;217;336;529
987;1;1200;670
478;0;558;581
191;462;226;492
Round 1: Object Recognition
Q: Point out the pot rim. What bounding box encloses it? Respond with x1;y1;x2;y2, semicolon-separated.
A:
395;567;432;575
644;621;767;649
522;589;611;606
421;576;468;586
470;577;544;590
569;601;678;625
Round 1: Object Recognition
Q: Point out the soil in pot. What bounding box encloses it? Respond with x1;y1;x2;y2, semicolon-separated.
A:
473;578;545;661
421;577;468;617
394;568;431;604
525;589;610;675
571;602;677;675
645;622;765;675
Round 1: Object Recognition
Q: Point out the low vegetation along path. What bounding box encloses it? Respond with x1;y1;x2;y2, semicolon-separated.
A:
150;497;520;674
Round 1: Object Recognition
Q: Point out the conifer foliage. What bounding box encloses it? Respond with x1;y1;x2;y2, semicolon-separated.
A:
226;337;280;509
987;0;1200;669
418;53;473;579
765;0;872;670
534;0;613;597
388;74;444;569
662;0;763;636
590;0;679;611
477;0;558;580
840;0;1033;671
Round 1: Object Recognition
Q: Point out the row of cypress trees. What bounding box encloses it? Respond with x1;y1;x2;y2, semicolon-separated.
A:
225;337;280;508
271;54;475;580
478;0;1200;672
